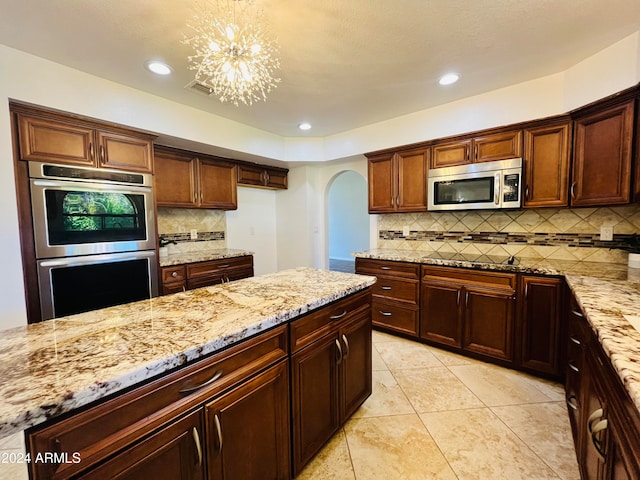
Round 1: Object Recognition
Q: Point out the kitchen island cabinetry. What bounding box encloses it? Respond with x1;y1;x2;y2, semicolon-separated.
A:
431;129;522;168
154;146;237;210
421;266;516;364
15;108;154;173
289;289;372;476
522;120;571;207
565;294;640;480
355;258;420;337
160;255;254;295
366;148;429;213
570;99;634;207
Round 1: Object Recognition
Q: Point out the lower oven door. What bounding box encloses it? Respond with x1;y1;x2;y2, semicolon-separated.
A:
37;251;159;320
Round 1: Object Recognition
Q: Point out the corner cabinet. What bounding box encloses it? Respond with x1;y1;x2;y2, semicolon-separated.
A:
420;266;516;364
154;146;238;210
367;148;429;213
523;121;571;207
571;99;634;207
15;110;154;173
289;289;372;476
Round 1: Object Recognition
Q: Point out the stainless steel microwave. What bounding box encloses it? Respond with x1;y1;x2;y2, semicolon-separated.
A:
427;158;522;211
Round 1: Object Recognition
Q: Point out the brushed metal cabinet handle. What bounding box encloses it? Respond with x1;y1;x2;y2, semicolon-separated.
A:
342;334;350;359
568;360;579;373
570;336;581;346
179;370;223;394
330;310;347;320
214;414;223;453
381;286;392;291
587;408;603;434
379;311;392;317
571;182;577;200
566;395;579;411
525;185;530;201
192;427;203;468
100;145;105;163
571;309;584;318
591;419;608;461
335;339;343;365
89;142;94;160
380;266;392;270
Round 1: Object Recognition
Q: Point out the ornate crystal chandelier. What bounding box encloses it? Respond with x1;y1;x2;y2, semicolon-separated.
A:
184;0;280;106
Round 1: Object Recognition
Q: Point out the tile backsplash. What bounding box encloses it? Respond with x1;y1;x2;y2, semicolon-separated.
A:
157;207;226;253
377;205;640;263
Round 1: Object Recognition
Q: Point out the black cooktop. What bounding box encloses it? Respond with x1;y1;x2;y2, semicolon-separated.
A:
426;252;518;265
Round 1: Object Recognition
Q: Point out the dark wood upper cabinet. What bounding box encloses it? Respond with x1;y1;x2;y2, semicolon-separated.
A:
154;146;237;210
367;148;429;213
237;163;288;189
431;130;522;168
571;100;634;206
16;110;154;173
523;121;571;207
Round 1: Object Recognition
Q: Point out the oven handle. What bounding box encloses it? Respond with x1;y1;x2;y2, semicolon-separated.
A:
495;173;501;205
31;178;152;194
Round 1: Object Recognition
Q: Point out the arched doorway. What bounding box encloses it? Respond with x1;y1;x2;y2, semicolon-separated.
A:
327;170;369;273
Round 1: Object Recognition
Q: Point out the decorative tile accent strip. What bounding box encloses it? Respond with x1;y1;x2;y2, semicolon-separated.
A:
160;231;225;243
379;231;637;250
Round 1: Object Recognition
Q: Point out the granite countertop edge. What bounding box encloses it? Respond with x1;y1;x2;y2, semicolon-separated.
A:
159;248;255;267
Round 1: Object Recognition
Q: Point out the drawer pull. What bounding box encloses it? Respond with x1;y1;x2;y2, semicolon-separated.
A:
335;339;343;365
219;264;230;268
571;309;584;318
587;408;603;434
569;336;581;346
214;414;223;453
179;370;223;394
379;311;392;317
568;360;580;373
192;427;203;467
172;271;178;277
566;395;579;411
591;419;608;461
381;286;392;291
330;310;347;320
380;266;392;270
342;334;350;359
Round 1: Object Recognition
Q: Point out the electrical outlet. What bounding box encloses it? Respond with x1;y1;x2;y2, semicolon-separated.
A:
600;225;613;241
190;229;198;240
403;226;410;237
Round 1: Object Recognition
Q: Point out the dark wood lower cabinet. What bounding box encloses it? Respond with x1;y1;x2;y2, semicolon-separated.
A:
205;361;290;480
420;279;462;348
78;410;205;480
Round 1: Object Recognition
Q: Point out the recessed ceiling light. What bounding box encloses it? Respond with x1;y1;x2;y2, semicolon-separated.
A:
298;122;312;131
439;73;459;86
146;61;172;75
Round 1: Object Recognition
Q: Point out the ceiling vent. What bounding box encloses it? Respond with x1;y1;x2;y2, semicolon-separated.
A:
185;80;213;96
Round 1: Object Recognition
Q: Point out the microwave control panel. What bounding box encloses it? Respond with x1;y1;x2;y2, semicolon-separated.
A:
503;173;520;202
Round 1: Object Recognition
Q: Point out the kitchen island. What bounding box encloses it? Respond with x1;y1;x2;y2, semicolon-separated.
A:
0;267;375;480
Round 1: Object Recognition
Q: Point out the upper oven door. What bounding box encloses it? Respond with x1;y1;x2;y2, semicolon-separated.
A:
30;178;156;259
428;171;500;211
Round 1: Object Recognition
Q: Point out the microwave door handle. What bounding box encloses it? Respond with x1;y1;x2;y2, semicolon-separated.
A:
495;173;501;205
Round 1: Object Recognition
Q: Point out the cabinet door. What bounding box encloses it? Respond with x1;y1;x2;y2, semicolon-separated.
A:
155;150;198;207
79;410;205;480
198;159;238;210
431;139;471;168
291;333;341;476
264;167;288;189
520;276;563;376
420;280;463;348
463;286;515;363
17;114;95;166
340;311;372;421
236;163;265;187
396;148;429;212
206;361;290;480
523;123;571;207
571;101;634;206
581;353;609;480
368;154;396;212
97;130;153;173
473;130;522;163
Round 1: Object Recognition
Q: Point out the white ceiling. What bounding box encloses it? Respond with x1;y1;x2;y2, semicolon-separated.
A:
1;0;640;138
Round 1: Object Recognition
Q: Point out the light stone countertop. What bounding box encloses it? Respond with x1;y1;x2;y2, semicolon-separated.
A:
159;248;254;267
0;268;376;439
355;249;640;412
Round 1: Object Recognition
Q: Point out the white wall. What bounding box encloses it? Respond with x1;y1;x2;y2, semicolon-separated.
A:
226;187;278;276
1;31;640;328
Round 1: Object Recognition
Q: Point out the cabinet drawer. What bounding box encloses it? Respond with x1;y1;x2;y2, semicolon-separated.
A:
355;258;420;279
422;265;516;290
28;325;288;480
161;265;186;284
372;277;419;304
187;256;253;278
372;300;419;337
290;289;371;354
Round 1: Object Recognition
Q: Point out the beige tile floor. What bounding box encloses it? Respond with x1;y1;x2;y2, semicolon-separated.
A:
297;330;581;480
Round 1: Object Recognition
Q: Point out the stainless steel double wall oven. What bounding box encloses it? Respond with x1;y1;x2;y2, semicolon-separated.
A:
29;162;158;320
